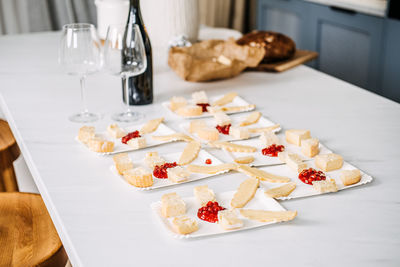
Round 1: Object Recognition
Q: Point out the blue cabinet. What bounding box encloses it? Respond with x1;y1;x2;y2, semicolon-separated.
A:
257;0;399;102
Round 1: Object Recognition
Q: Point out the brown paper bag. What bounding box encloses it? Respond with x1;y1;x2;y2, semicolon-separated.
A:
168;38;265;82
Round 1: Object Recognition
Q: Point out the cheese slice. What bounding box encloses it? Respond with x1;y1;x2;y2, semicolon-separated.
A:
237;164;291;183
192;90;208;104
213;112;231;126
234;156;255;164
301;138;320;157
285;129;311;146
212;92;237;106
140;117;164;134
315;153;343;172
161;192;186;218
113;153;133;175
218;210;243;230
312;179;338;193
171;216;199;235
240;111;261;126
220;104;255;113
127;137;146;150
209;141;256;153
240;209;297;223
152;133;194;142
230;178;259;208
259;130;280;146
193;185;216;206
167;166;190;183
107;124;126;138
340;169;361;186
178;141;201;165
248;124;280;133
187;163;237;174
264;182;296;198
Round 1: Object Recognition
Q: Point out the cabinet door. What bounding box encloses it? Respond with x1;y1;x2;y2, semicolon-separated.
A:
312;5;384;93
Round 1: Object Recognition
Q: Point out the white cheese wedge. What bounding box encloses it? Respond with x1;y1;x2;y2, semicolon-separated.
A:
161;193;186;218
285;129;311;146
107;124;126;138
193;185;216;206
126;137;146;150
301;138;320;157
167;166;190;183
218;210;243;230
259;130;280;146
286;153;307;173
230;126;250;140
213;112;231;126
315;153;343;172
192;91;208;104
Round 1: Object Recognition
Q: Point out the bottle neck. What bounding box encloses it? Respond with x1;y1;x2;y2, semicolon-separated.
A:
129;0;141;24
130;0;140;10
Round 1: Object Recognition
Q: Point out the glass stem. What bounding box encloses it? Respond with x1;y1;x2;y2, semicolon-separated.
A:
124;75;132;114
80;75;89;114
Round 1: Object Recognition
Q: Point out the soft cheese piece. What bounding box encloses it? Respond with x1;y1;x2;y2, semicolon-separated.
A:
240;111;261;126
107;124;126;138
212;92;237;106
285;129;311;146
167;166;190;183
178;141;201;165
171;216;199;235
301;138;320;157
113;153;133;175
193;185;216;206
264;182;296;198
315;153;343;172
161;192;186;218
87;137;114;153
280;152;307;173
176;105;203;117
169;96;187;111
123;167;153;188
259;130;280;146
237;164;291;183
126;136;146;150
312;179;338;193
192;90;208;104
231;178;259;208
140;117;164;134
144;152;165;168
240;209;297;223
230;126;250;140
218;210;243;230
213;112;231;126
78;126;95;144
189;120;207;133
340;169;361;186
196;127;220;141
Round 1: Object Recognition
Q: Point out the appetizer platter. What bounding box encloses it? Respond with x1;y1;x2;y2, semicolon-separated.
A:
76;118;180;155
180;111;280;143
225;130;332;166
151;184;296;238
110;149;230;190
162;91;256;119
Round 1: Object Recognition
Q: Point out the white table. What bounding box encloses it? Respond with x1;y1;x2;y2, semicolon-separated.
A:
1;32;399;267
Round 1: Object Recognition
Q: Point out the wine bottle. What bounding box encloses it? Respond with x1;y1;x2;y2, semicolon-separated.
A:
122;0;153;105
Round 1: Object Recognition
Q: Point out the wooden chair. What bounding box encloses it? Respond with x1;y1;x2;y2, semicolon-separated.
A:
0;119;20;192
0;192;68;267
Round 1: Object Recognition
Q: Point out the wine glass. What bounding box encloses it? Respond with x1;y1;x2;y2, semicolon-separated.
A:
103;24;147;122
59;23;102;123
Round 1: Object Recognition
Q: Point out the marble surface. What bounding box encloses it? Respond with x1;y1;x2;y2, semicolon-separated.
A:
0;32;400;267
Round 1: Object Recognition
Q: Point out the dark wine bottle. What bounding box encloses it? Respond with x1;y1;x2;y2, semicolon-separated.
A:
122;0;153;105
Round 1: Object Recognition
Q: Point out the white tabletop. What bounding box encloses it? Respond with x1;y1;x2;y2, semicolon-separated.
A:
1;32;399;267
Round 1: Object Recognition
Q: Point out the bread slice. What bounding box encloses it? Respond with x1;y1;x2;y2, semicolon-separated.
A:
113;153;133;175
237;164;291;183
212;92;237;106
240;209;297;222
218;210;243;230
78;126;95;144
123;167;153;188
178;141;201;165
193;185;216;206
171;216;198;235
140;117;164;134
107;124;126;138
240;111;261;126
161;192;186;218
340;169;361;186
264;182;296;198
230;178;259;208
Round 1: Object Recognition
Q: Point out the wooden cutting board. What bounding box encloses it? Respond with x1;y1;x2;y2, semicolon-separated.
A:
249;50;318;72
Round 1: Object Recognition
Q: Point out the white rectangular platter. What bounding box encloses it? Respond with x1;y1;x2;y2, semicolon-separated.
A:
259;160;373;200
180;113;280;143
110;150;227;190
79;122;177;155
151;189;290;239
226;134;332;167
162;95;255;119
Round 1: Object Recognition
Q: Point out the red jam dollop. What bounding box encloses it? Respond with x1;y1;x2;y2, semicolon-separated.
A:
197;201;225;223
216;124;231;135
196;103;210;112
261;144;285;157
299;168;326;185
205;158;212;164
153;162;178;179
121;130;141;144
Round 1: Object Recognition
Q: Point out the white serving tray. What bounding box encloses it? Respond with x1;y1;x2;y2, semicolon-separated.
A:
226;134;333;167
180;113;280;143
78;122;177;155
110;150;227;190
162;95;255;119
151;188;291;239
259;160;373;200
